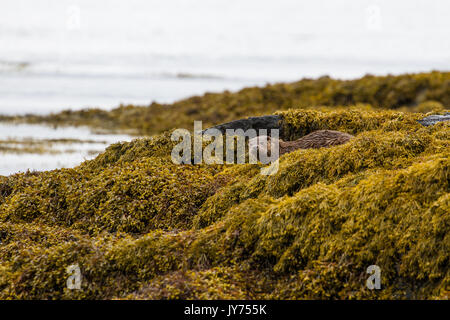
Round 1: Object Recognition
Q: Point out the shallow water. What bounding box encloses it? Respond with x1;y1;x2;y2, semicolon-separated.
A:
0;123;133;176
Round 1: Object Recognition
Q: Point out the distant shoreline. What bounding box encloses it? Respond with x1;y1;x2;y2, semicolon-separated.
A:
1;71;448;136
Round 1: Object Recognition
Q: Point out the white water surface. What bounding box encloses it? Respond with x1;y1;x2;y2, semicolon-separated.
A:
0;123;133;176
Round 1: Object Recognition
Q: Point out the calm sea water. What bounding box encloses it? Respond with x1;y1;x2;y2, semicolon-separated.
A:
0;123;133;175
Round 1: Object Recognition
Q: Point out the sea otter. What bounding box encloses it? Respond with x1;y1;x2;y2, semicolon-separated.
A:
249;130;354;159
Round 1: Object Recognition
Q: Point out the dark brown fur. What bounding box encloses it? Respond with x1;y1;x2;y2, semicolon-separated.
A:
278;130;354;155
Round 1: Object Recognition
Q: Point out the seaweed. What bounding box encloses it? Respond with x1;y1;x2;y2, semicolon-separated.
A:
0;74;449;300
2;71;449;136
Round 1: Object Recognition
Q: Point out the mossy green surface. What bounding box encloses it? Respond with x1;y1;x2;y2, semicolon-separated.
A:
0;72;449;299
2;71;449;135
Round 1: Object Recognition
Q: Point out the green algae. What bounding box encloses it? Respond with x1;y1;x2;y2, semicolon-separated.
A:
0;73;449;300
1;159;224;235
2;71;449;136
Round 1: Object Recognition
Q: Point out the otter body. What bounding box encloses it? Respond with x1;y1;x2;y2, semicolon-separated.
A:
249;130;353;159
279;130;353;155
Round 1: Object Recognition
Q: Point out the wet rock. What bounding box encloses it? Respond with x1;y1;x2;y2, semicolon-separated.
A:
203;115;283;136
417;112;450;126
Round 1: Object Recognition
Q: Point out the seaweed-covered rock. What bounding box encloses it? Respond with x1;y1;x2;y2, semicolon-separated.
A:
0;99;449;299
3;71;449;136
